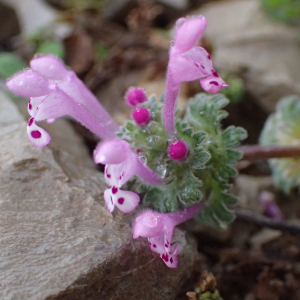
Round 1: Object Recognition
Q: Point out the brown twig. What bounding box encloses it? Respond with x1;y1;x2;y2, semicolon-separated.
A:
235;208;300;235
237;145;300;161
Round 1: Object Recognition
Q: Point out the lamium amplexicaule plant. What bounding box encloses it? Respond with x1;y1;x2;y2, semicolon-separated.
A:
6;16;249;268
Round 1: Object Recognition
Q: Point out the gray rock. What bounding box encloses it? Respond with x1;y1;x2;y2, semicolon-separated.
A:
197;0;300;112
0;91;202;300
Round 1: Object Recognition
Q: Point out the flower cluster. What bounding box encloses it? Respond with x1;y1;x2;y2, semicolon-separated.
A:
6;16;245;268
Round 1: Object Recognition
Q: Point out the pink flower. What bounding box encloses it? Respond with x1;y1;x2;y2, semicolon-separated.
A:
94;140;163;213
163;16;227;135
6;57;118;147
132;203;202;268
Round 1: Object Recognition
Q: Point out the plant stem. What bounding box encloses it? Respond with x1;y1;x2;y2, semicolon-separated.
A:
237;145;300;161
235;208;300;235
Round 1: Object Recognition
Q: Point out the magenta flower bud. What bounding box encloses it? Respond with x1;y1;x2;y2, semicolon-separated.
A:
168;140;188;161
125;87;147;106
132;107;151;127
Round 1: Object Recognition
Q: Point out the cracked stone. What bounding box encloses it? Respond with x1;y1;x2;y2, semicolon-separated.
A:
0;91;202;300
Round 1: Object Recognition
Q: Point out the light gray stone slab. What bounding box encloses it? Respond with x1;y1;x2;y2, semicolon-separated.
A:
0;92;202;300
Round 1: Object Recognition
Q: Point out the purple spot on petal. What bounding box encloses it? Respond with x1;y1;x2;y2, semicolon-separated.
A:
112;186;118;194
118;197;124;205
165;244;168;248
201;65;205;69
162;254;169;262
28;118;34;126
153;244;157;248
149;242;152;246
211;70;219;78
210;81;219;86
28;103;32;110
107;174;111;178
170;257;173;264
31;130;41;139
207;55;211;60
111;196;113;205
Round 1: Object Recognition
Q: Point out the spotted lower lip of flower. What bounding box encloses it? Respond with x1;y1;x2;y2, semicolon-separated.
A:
94;140;164;187
27;117;51;148
132;203;202;268
163;16;227;135
104;186;140;213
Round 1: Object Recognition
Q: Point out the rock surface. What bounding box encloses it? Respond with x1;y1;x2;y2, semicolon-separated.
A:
0;91;202;300
198;0;300;112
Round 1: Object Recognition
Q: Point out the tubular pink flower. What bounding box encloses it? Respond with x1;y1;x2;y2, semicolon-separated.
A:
7;69;116;147
94;140;164;213
30;54;119;132
125;86;147;106
163;16;227;135
132;203;202;268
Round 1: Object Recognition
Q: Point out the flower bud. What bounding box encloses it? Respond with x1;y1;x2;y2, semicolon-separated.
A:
132;107;151;127
125;87;147;106
168;139;188;160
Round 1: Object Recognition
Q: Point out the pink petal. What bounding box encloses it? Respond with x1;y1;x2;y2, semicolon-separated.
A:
6;69;55;97
133;155;163;186
104;189;115;213
200;75;228;94
94;140;129;164
57;73;119;132
31;55;119;132
114;189;140;213
28;96;46;116
161;245;178;268
148;234;165;254
174;16;207;54
34;89;116;140
132;210;164;239
27;118;51;148
104;165;115;186
181;46;212;74
30;54;69;80
46;118;56;123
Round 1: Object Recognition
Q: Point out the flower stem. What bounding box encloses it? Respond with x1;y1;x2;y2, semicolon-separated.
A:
235;208;300;235
163;71;180;136
237;145;300;161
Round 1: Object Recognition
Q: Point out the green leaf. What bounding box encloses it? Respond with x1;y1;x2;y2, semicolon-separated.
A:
0;53;27;79
213;202;235;223
226;149;242;164
222;193;238;205
192;131;207;146
177;171;202;204
192;148;211;169
182;128;193;137
37;41;65;59
222;126;247;148
125;121;136;132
